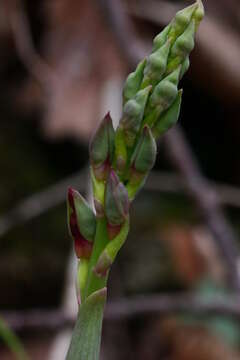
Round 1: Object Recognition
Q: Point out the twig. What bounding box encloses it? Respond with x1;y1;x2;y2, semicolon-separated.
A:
0;168;88;237
95;0;146;67
164;127;240;291
2;169;240;238
5;0;56;86
95;0;240;292
2;294;240;332
146;172;240;209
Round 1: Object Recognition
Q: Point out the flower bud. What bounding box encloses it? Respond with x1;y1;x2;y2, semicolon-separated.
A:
120;86;152;147
104;170;129;227
146;66;181;126
167;20;195;73
131;126;157;174
193;0;204;28
168;3;197;41
67;187;96;259
89;112;115;180
152;90;182;138
123;59;146;104
143;40;171;87
152;24;171;52
171;19;195;59
126;127;156;200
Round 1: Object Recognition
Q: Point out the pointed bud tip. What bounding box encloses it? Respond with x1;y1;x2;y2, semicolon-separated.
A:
90;112;115;176
143;124;151;134
105;170;130;226
68;187;82;200
103;111;112;123
68;187;77;208
195;0;205;18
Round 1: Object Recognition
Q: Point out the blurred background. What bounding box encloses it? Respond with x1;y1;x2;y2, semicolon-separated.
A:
0;0;240;359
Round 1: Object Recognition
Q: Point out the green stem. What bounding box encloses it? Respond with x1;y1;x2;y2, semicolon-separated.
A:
67;218;109;360
83;217;109;301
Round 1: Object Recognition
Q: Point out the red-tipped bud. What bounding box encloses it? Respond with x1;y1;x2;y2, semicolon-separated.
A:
67;188;96;259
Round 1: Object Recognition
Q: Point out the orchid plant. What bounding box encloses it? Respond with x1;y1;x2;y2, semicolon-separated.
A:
66;2;204;359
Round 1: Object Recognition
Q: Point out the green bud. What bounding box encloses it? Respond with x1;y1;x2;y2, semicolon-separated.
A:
126;126;156;200
131;126;156;174
152;90;182;138
123;59;146;104
167;20;195;73
146;66;181;126
68;188;96;241
67;188;96;259
143;40;171;87
104;170;129;226
171;19;195;59
152;24;171;52
120;85;152;146
89;112;115;180
168;3;197;41
193;0;205;28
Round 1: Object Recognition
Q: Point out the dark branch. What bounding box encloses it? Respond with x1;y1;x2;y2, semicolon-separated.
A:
5;0;56;86
164;127;240;291
2;169;240;238
0;169;88;237
2;294;240;332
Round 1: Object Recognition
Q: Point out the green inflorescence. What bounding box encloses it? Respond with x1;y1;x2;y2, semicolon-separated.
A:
66;2;204;359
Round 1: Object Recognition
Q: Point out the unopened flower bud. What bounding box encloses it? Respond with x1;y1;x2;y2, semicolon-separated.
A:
123;59;146;104
89;112;115;180
67;188;96;259
145;66;181;126
168;3;197;41
104;170;129;227
193;0;204;28
120;86;152;146
152;90;182;138
152;24;171;52
126;127;156;200
170;19;195;60
131;126;156;174
143;40;171;87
